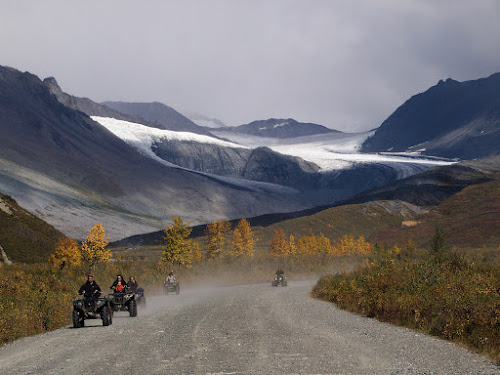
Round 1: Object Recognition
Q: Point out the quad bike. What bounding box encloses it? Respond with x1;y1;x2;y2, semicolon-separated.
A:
163;280;180;295
271;274;287;287
72;291;112;328
108;287;138;317
134;287;146;307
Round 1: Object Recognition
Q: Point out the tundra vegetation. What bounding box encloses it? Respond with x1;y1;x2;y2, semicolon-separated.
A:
313;233;500;362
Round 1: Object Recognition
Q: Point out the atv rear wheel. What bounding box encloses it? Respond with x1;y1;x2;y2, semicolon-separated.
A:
101;306;111;326
72;309;83;328
129;299;137;317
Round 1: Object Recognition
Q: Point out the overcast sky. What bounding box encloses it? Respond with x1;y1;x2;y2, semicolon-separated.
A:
1;1;499;132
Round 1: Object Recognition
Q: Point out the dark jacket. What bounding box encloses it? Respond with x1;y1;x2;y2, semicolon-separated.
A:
110;277;128;290
128;280;139;292
78;281;102;298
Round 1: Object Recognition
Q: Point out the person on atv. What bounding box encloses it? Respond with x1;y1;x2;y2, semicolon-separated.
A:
166;271;176;284
128;276;139;292
115;281;125;292
78;273;102;298
78;274;102;309
110;274;128;291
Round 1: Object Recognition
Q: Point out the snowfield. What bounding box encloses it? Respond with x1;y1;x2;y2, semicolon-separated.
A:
92;116;247;165
93;116;454;172
211;129;455;170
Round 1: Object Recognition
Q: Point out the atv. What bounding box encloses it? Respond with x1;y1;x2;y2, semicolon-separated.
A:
271;274;287;287
108;287;138;317
163;280;180;295
72;291;112;328
134;287;146;307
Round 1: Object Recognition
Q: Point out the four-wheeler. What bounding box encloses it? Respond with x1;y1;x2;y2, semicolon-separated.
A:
72;291;112;328
108;288;138;317
134;287;146;307
271;274;287;287
163;281;180;295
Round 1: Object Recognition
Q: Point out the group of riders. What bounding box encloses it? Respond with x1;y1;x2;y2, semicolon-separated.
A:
77;273;142;299
78;269;285;299
78;272;177;299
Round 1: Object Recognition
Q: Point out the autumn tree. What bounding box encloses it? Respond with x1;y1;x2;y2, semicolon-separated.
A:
81;223;111;268
205;220;231;260
269;228;289;258
163;216;193;266
231;219;256;258
191;241;203;264
49;237;82;269
288;234;297;255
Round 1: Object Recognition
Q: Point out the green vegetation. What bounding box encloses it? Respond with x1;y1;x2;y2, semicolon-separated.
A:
312;242;500;362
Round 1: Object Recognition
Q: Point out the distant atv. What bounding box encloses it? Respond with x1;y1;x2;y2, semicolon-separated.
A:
163;281;180;295
108;288;138;317
72;291;112;328
134;287;146;307
272;274;287;287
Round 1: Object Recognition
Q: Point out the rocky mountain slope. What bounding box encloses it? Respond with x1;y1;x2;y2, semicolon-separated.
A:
362;72;500;159
0;65;313;240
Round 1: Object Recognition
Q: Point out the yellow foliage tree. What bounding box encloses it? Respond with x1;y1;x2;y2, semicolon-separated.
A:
269;228;289;258
231;219;255;258
49;237;82;269
288;234;297;255
81;223;111;268
163;216;192;266
205;220;231;260
191;241;203;264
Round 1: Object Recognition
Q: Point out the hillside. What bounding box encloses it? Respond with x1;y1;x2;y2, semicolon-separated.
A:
0;193;63;263
362;72;500;159
0;65;316;240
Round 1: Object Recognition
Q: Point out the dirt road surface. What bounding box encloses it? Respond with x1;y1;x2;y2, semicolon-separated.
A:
0;280;498;374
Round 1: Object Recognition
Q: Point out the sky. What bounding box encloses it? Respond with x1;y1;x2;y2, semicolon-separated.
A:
1;0;499;132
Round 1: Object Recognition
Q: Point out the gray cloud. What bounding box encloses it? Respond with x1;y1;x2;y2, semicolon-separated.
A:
1;0;499;132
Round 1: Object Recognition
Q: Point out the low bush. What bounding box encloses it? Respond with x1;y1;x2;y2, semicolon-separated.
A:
312;245;500;362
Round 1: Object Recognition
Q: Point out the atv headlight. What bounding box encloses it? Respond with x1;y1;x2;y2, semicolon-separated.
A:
95;299;105;308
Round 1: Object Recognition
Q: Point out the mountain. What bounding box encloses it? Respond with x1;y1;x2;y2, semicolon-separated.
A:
0;65;314;240
102;101;214;136
219;118;340;138
0;192;64;263
362;72;500;159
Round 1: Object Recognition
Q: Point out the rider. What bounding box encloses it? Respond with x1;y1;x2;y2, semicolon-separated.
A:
115;280;125;292
78;273;102;299
128;276;139;292
276;268;284;279
110;274;128;291
166;271;176;284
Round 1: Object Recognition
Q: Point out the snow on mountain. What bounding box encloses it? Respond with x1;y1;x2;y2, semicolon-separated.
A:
211;129;454;171
92;116;247;166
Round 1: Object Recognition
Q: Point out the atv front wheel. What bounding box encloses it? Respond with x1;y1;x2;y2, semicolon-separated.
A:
175;285;180;295
129;299;137;317
72;309;83;328
101;306;111;326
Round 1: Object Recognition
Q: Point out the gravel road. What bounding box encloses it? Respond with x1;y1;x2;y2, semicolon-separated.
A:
0;280;498;375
